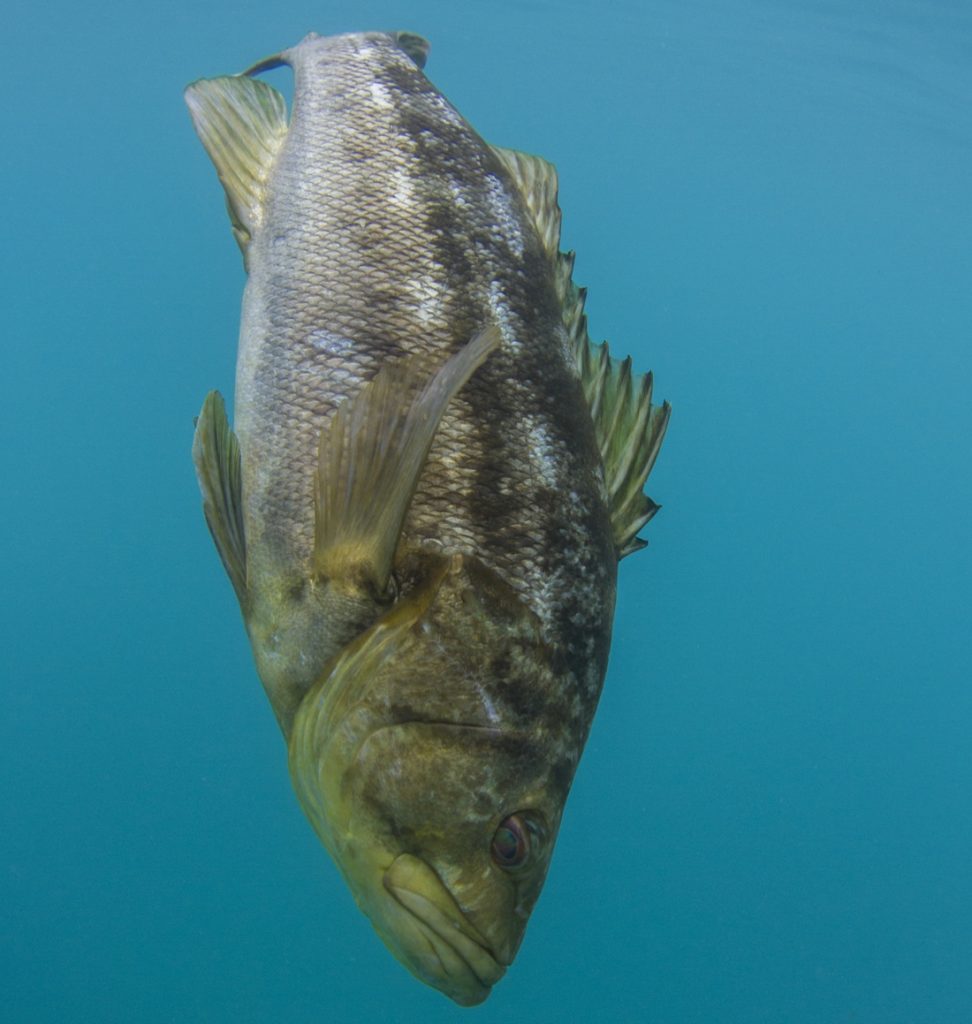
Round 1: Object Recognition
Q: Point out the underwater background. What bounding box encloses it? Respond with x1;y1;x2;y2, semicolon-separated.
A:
2;0;970;1021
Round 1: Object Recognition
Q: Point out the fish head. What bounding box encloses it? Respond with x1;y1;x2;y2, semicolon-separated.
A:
351;720;564;1005
289;555;580;1005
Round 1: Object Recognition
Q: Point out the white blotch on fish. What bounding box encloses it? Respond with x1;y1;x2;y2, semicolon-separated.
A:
487;281;518;352
389;167;415;211
369;80;394;109
523;414;560;489
309;329;355;355
484;174;524;260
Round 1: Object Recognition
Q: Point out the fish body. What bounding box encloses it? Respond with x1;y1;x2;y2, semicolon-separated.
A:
187;30;669;1006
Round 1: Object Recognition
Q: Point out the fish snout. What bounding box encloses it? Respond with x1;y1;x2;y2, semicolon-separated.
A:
381;853;506;1005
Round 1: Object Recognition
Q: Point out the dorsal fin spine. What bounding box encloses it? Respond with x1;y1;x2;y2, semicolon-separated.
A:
490;142;670;558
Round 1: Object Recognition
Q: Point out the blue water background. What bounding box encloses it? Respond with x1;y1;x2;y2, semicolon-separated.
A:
2;1;970;1021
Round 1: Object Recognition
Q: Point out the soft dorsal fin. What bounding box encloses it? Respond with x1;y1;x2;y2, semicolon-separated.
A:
193;391;248;606
493;143;670;558
490;146;562;258
315;327;501;595
184;75;289;257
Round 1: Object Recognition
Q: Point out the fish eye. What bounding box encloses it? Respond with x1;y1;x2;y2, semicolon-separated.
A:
491;813;537;871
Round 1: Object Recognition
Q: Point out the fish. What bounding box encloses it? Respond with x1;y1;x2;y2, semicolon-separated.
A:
185;29;670;1006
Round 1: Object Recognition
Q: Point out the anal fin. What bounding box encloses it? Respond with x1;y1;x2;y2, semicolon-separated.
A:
184;75;289;258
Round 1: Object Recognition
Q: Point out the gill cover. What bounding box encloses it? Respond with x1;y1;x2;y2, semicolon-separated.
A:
287;553;569;1005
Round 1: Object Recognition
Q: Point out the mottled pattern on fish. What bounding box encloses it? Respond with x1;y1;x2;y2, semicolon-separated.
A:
186;29;669;1006
239;33;613;678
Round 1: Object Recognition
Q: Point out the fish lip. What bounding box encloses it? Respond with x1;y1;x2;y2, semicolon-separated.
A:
382;853;506;1003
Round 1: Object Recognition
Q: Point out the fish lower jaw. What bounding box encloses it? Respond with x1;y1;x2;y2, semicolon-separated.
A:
376;854;506;1006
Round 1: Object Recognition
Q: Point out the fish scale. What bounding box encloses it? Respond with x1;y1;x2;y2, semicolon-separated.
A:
237;32;609;644
186;28;668;1006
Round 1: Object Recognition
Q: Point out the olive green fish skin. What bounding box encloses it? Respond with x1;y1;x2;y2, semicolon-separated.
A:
289;554;582;999
238;31;615;727
188;28;666;1006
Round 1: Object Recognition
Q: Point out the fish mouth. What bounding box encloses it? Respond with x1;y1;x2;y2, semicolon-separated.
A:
381;852;506;1006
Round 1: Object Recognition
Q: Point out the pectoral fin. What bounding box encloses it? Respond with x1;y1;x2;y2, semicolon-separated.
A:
184;75;289;258
315;327;501;595
193;391;247;606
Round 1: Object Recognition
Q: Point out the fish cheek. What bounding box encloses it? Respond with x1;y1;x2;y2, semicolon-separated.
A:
353;725;497;857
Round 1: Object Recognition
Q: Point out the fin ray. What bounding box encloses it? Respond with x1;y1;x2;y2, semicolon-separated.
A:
184;75;289;256
492;140;671;551
576;336;671;558
193;391;247;605
315;327;501;593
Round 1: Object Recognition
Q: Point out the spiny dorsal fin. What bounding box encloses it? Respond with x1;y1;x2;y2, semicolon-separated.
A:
184;75;288;257
315;327;501;595
562;255;671;557
575;340;671;558
193;391;247;606
491;146;562;258
492;146;671;559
